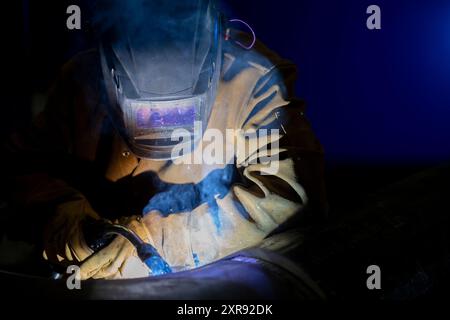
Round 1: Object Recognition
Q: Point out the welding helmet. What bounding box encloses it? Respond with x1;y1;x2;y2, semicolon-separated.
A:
100;0;222;160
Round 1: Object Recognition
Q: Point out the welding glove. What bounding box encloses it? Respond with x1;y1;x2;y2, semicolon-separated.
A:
78;216;152;279
43;197;100;265
43;198;149;279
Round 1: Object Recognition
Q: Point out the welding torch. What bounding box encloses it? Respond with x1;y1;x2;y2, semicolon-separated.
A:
82;217;172;276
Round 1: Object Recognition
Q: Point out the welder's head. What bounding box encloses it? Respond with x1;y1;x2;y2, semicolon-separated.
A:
100;0;222;160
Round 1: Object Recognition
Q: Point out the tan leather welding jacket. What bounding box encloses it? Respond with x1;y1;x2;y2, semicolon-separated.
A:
12;36;326;272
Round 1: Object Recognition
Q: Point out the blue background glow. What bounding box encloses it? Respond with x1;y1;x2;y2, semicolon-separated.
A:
223;0;450;165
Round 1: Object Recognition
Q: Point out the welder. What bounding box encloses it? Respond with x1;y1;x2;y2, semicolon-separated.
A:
10;0;326;279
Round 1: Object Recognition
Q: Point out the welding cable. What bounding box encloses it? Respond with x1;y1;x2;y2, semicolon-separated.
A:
226;19;256;50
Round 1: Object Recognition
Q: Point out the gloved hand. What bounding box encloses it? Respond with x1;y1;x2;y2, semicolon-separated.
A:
42;193;151;279
43;197;99;265
78;216;152;280
43;197;153;279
